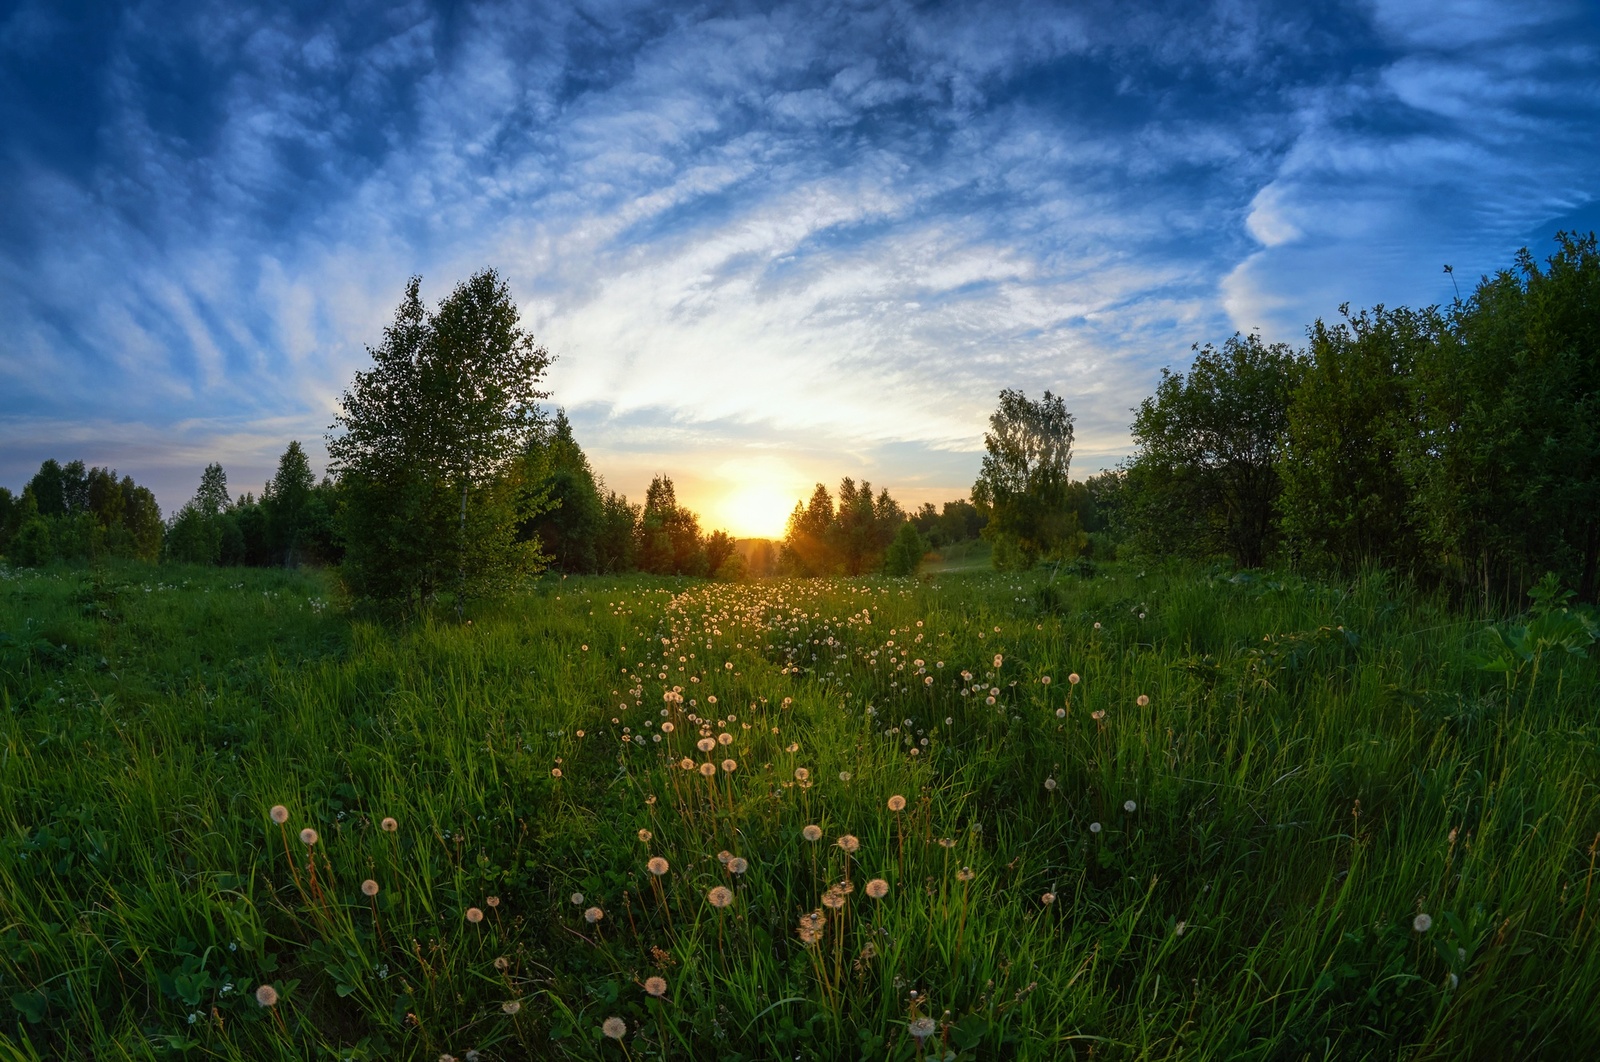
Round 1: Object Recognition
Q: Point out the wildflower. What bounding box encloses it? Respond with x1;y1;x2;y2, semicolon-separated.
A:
584;906;604;924
1136;694;1150;707
718;850;733;864
648;856;669;875
1041;676;1051;685
956;866;975;881
839;771;852;782
1055;708;1066;718
660;721;674;733
888;795;906;812
795;767;810;782
502;1001;521;1015
638;829;652;843
551;768;562;778
1124;800;1137;813
797;909;825;945
299;828;318;846
269;805;289;825
822;888;846;909
866;878;889;899
362;879;380;897
1175;920;1186;936
698;762;716;777
938;837;956;849
1091;709;1106;721
697;737;716;752
679;757;695;770
466;907;484;924
909;1016;936;1041
924;676;933;685
707;886;733;908
1068;673;1080;684
255;984;279;1007
494;956;510;971
1414;913;1433;933
722;758;737;773
1041;891;1056;905
644;976;667;997
728;857;749;875
381;817;398;832
602;1016;627;1040
717;732;733;746
571;893;584;905
993;654;1003;668
1044;778;1057;791
1089;822;1102;833
802;825;823;842
1093;622;1101;630
837;834;860;854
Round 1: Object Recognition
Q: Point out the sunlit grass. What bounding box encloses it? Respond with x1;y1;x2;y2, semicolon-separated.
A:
1;561;1597;1059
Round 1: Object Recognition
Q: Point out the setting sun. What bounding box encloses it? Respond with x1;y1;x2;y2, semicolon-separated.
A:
704;459;810;539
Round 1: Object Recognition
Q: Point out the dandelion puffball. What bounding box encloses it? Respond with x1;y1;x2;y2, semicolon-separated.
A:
571;893;584;905
466;907;484;924
1136;694;1150;707
502;1000;521;1014
1041;892;1056;905
698;762;717;777
837;834;860;853
1414;913;1433;933
1124;800;1137;813
909;1016;936;1040
865;878;889;899
299;828;318;846
644;976;667;997
794;767;810;782
802;825;823;842
255;984;279;1007
380;816;398;832
1068;673;1080;684
957;866;975;882
647;856;670;876
728;857;749;875
637;828;652;843
602;1016;627;1039
1090;822;1103;833
269;805;289;825
721;758;737;773
887;795;906;812
361;879;380;897
707;886;734;908
584;906;604;924
697;737;716;752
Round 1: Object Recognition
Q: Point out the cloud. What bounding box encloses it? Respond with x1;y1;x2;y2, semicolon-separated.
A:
1;0;1596;520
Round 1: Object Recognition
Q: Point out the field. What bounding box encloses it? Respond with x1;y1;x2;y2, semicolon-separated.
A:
1;562;1598;1060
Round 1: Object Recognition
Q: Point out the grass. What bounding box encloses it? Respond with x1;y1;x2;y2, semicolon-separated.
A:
1;560;1598;1059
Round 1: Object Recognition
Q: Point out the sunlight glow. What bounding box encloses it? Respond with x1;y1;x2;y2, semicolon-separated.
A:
706;458;810;539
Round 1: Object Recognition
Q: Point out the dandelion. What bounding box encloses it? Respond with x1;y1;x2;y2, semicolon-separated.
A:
494;956;510;971
571;893;585;905
698;762;716;778
1175;920;1187;936
660;721;674;733
866;878;889;899
938;837;956;849
602;1016;627;1040
717;850;733;864
697;737;716;752
728;857;749;875
1068;673;1080;684
1093;622;1101;630
887;795;906;812
797;909;825;945
717;732;733;746
802;825;823;842
822;888;846;909
380;816;398;832
679;757;695;770
269;805;289;824
1041;675;1051;685
362;879;380;897
839;771;852;782
1136;694;1150;707
994;654;1003;668
721;758;737;773
648;856;669;876
1041;891;1056;905
637;829;652;843
1055;707;1066;718
502;1001;521;1015
1124;800;1137;813
1414;913;1433;933
1089;822;1102;833
299;828;318;846
837;834;860;854
1091;709;1106;721
466;907;484;924
707;886;733;908
1045;778;1057;791
255;984;279;1007
956;866;975;881
551;768;562;778
584;906;604;924
795;767;810;782
644;976;667;997
909;1016;936;1041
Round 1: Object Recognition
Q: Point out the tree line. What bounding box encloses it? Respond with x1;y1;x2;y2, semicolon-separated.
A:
4;233;1593;609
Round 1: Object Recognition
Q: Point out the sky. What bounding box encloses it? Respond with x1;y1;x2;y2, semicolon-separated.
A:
2;0;1597;537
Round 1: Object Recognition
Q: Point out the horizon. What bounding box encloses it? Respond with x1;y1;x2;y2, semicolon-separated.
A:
3;0;1598;538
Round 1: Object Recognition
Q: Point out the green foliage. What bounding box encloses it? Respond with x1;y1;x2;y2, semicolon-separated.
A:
1127;334;1305;568
638;476;706;576
782;479;907;576
971;389;1079;569
2;563;1597;1057
881;521;926;576
328;271;552;608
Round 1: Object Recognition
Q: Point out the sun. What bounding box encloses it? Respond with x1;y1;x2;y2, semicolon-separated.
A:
713;481;798;540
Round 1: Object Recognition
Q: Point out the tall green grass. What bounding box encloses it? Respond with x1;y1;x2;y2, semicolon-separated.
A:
1;560;1596;1059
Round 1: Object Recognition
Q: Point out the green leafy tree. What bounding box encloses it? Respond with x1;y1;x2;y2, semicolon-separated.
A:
1127;335;1304;568
971;389;1079;570
329;271;552;609
595;489;640;573
638;476;705;575
883;520;926;576
1279;306;1432;574
781;484;837;576
264;441;316;566
519;411;603;573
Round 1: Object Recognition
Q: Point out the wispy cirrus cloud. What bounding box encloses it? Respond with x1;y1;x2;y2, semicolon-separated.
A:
1;0;1595;533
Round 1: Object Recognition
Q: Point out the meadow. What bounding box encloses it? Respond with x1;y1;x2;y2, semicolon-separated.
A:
1;560;1597;1060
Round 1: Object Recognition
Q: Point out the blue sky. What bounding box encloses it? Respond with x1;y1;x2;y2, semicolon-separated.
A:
2;0;1597;535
